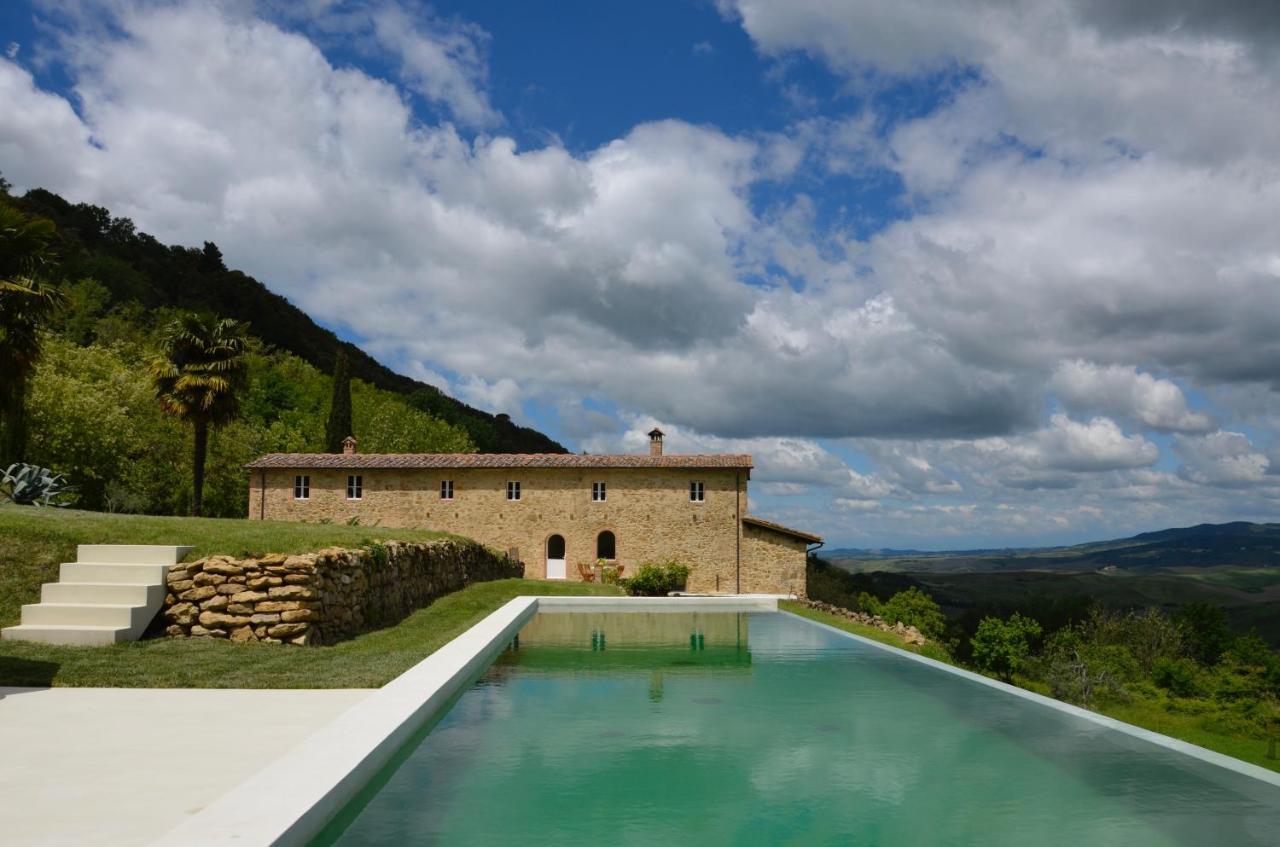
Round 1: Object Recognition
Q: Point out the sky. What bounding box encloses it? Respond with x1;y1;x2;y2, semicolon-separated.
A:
2;0;1280;550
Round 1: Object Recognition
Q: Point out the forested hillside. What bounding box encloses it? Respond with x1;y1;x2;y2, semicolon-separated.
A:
11;185;565;455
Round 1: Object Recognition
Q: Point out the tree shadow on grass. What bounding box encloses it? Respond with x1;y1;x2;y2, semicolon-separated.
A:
0;656;59;688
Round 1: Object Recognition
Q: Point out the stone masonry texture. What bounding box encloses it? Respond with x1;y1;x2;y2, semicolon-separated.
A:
163;540;521;645
247;465;810;595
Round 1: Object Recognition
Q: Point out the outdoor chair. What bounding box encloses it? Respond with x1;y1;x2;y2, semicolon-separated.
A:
577;562;595;582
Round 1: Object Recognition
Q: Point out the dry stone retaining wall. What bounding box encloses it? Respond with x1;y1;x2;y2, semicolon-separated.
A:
801;599;928;646
163;540;521;646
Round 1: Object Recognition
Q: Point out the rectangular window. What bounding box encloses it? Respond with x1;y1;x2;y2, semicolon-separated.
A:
592;482;607;502
346;474;363;500
294;475;310;500
690;481;705;502
507;481;521;501
440;480;454;500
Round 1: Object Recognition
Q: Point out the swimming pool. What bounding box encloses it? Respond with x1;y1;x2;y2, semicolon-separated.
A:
313;610;1280;846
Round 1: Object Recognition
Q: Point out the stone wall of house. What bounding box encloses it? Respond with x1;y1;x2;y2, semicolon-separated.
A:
163;540;521;645
249;466;750;594
741;524;808;597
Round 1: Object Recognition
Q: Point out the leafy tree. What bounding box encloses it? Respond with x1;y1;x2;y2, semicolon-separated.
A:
198;241;225;273
325;349;353;452
1044;626;1138;708
971;613;1043;681
1174;603;1233;666
878;586;947;639
352;380;475;453
150;314;249;516
0;204;65;466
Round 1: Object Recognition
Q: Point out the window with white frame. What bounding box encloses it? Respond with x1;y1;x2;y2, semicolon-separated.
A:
294;475;310;500
346;474;363;500
440;480;454;500
690;481;705;502
592;481;606;502
507;481;521;501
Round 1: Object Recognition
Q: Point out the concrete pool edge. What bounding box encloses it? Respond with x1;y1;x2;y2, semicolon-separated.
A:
785;610;1280;789
147;595;779;847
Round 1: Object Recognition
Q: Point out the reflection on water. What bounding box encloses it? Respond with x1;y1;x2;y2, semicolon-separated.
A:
317;612;1280;847
494;611;753;674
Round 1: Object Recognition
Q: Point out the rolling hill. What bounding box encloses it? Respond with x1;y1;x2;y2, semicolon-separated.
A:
824;521;1280;574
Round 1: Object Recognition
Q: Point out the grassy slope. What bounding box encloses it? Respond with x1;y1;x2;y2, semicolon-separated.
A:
781;601;951;662
0;578;620;688
0;505;463;627
783;602;1279;773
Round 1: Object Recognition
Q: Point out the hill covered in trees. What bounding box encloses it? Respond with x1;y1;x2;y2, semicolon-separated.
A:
10;185;565;456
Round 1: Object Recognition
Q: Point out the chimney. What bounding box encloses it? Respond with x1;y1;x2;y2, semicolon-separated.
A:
648;427;664;457
342;436;358;455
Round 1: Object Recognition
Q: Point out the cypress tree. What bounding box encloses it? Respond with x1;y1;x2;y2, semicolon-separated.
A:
325;349;353;452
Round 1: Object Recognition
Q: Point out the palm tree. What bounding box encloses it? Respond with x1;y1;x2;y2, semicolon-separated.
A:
0;204;65;466
150;314;248;516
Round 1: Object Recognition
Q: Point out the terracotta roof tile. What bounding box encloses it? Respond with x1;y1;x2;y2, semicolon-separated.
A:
244;452;754;470
742;515;823;544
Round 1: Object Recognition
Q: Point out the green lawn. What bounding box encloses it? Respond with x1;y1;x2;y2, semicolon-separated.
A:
0;504;462;627
0;578;621;688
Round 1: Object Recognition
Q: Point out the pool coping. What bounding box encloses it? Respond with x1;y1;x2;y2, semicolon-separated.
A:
785;610;1280;789
147;595;779;847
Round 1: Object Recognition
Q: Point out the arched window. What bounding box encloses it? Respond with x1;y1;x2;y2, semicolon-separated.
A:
596;530;616;560
547;534;566;559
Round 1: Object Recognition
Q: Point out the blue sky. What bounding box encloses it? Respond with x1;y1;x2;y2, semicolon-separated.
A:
3;0;1280;548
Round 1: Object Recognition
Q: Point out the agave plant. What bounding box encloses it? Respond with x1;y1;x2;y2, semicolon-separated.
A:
0;462;77;507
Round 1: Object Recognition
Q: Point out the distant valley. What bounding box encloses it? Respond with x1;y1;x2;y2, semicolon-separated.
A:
824;521;1280;574
817;522;1280;646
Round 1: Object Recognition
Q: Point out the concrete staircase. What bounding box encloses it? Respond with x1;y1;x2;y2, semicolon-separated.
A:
2;544;193;646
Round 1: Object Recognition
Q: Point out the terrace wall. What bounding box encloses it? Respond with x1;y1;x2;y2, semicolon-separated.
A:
162;540;521;646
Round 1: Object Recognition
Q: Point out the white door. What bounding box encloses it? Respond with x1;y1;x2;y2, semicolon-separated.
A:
546;534;566;580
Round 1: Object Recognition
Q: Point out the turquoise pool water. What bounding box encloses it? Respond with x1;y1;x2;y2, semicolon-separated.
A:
316;611;1279;846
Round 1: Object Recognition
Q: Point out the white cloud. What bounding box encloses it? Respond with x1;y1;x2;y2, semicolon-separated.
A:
1050;360;1214;432
1174;430;1271;487
372;4;500;129
5;0;1280;544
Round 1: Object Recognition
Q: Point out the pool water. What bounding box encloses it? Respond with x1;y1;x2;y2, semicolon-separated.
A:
315;611;1279;846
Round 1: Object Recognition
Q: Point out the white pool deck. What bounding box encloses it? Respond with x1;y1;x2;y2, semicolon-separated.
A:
0;686;373;847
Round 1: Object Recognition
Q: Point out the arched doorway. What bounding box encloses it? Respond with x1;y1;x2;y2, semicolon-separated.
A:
546;534;566;580
596;530;616;560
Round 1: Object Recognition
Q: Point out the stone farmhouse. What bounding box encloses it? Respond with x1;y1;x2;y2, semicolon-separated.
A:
244;429;820;595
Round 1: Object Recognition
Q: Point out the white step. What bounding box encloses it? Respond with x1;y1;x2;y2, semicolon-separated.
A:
21;602;148;629
3;541;192;647
0;624;129;646
76;545;194;565
42;582;161;605
60;562;170;584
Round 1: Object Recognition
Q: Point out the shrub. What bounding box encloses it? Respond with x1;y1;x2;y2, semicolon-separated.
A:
622;560;690;596
878;587;946;639
1174;603;1233;666
971;613;1043;681
1152;656;1206;698
1044;627;1138;708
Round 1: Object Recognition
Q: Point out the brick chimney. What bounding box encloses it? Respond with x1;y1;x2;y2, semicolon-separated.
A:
648;427;664;457
342;436;358;455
